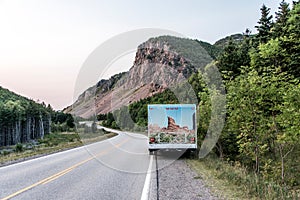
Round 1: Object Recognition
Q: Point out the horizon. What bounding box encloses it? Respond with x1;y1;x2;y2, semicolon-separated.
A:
0;0;293;110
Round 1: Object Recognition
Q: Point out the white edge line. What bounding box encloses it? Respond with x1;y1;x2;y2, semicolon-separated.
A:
141;155;153;200
0;130;122;169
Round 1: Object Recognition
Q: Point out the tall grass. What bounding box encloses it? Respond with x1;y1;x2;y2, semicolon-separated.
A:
189;155;300;200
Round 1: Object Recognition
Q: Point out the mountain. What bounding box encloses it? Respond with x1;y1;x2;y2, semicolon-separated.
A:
66;35;221;118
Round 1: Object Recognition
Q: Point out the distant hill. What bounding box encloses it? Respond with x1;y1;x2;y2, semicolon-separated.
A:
214;33;244;49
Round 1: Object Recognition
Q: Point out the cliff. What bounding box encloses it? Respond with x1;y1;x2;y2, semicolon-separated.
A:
66;36;217;118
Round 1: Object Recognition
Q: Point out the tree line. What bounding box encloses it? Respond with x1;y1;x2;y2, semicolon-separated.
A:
0;87;74;146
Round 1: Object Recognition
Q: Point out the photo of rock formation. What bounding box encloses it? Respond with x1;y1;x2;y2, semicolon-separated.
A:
161;117;192;133
149;115;195;144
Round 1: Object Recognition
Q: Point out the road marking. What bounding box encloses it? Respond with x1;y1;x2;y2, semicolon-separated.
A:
141;155;153;200
1;139;129;200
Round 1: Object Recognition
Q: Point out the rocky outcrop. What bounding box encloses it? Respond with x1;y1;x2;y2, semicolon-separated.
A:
161;117;191;133
166;117;180;132
67;36;214;118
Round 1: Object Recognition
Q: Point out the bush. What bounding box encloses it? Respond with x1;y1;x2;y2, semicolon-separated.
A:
15;143;23;152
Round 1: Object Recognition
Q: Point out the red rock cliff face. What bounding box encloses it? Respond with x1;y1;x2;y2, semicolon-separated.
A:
160;116;191;133
67;36;209;118
166;117;180;132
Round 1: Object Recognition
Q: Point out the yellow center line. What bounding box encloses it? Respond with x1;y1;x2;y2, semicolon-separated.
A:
1;138;130;200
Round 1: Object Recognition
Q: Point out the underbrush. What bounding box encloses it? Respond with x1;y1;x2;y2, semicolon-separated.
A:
188;155;300;200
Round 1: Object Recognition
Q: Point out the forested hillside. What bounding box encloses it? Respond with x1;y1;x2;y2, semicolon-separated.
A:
0;87;74;146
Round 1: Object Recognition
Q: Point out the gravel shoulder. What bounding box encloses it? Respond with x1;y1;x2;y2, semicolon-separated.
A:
149;155;220;200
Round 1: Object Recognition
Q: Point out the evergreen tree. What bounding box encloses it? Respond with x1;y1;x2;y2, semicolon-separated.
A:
255;4;273;43
272;0;290;38
217;35;251;80
217;38;240;80
278;2;300;77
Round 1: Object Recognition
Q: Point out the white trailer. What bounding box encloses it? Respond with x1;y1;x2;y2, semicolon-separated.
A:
148;104;197;154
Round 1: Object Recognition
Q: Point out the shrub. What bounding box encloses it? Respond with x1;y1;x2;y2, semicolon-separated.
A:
15;143;23;152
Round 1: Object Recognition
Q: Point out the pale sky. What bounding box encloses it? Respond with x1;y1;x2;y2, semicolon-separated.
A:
0;0;293;110
148;105;196;130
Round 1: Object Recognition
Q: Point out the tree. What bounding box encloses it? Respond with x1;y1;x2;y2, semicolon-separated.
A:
279;2;300;77
217;35;251;81
217;38;241;80
66;114;75;128
272;1;290;38
255;4;273;43
274;81;300;184
227;68;270;173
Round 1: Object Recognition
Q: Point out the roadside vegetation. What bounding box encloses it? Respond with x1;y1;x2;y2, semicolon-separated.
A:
0;122;116;166
0;132;81;166
0;84;117;166
0;86;77;146
188;154;299;200
195;1;300;199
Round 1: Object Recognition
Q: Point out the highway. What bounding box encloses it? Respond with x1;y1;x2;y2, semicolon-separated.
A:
0;130;153;200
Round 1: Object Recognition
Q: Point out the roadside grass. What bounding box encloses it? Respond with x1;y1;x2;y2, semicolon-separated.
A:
0;130;117;166
187;157;251;200
187;155;300;200
79;131;117;144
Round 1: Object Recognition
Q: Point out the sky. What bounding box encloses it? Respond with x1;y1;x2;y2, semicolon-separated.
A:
148;105;196;130
0;0;294;110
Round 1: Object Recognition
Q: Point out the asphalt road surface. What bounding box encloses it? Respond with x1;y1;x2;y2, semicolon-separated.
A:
0;130;152;200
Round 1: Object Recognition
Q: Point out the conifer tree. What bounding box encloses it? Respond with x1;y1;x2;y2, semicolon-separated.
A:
272;0;290;38
255;4;273;43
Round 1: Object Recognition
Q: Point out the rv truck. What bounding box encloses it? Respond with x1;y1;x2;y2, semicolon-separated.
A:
148;104;197;154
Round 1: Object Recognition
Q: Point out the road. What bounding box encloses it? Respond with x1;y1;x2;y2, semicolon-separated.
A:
0;129;152;200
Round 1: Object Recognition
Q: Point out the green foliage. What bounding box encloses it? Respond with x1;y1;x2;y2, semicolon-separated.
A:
195;40;222;59
226;67;289;172
216;36;251;80
102;112;120;129
196;1;300;194
0;86;75;146
147;36;214;69
0;87;51;146
255;4;274;44
272;0;290;38
15;143;23;153
191;157;300;199
51;112;75;132
213;33;244;50
38;132;80;147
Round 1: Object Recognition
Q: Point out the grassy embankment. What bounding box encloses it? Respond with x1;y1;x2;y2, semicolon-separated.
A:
187;155;300;200
0;127;116;166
